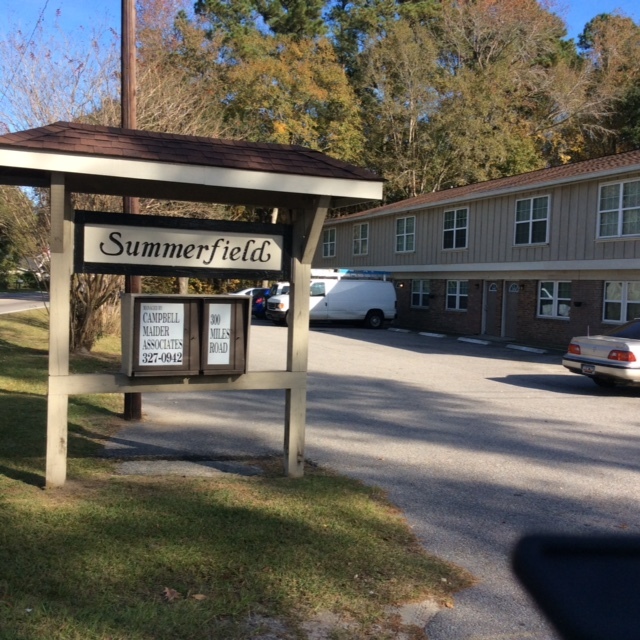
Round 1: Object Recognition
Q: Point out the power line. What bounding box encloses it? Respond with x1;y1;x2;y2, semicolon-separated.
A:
0;0;52;122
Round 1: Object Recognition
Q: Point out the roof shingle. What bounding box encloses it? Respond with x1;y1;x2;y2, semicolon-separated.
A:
336;148;640;220
0;121;382;183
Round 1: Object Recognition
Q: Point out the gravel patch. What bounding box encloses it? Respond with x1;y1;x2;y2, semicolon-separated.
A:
113;459;264;477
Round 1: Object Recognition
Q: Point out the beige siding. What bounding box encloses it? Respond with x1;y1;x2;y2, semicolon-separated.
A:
314;170;640;271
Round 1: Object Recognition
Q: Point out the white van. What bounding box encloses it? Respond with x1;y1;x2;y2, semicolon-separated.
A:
269;281;290;296
265;277;396;329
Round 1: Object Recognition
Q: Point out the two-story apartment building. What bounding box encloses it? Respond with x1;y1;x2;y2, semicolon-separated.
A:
313;150;640;349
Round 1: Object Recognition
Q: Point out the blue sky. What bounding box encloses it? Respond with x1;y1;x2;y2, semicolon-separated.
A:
556;0;639;39
1;0;638;42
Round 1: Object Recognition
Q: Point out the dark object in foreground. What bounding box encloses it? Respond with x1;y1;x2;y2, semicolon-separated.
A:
512;534;640;640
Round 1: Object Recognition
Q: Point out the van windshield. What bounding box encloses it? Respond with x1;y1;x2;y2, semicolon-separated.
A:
270;284;290;295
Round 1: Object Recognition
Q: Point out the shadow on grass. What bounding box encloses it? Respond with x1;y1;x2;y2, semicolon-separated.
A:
0;473;471;640
1;310;49;331
0;463;44;487
0;338;49;381
0;387;124;487
0;391;47;457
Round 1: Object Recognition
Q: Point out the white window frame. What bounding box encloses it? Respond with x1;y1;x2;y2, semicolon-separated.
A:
443;208;468;250
603;281;640;323
597;179;640;238
396;216;415;253
446;280;468;311
538;281;571;319
411;280;430;308
322;228;336;258
353;222;369;256
514;195;549;245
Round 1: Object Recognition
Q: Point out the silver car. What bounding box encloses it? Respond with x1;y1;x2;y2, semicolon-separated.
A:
562;319;640;387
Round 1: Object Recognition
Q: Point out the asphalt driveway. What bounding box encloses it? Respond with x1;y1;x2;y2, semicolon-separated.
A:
105;322;640;640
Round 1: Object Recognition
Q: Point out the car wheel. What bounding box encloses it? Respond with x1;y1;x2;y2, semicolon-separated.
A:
592;377;617;388
364;310;384;329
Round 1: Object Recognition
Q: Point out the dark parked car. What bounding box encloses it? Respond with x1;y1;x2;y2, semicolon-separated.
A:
250;288;271;318
231;287;271;318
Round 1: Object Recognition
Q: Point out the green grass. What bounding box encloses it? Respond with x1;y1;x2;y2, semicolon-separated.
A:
0;310;474;640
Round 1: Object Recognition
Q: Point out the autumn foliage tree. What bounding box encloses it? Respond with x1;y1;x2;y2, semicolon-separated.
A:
573;13;640;157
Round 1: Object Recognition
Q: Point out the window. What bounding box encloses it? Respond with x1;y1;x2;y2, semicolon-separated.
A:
515;196;549;245
446;280;468;310
411;280;430;308
538;281;571;318
603;281;640;322
310;282;326;297
443;208;467;249
322;228;336;258
396;216;415;252
353;223;369;255
598;180;640;238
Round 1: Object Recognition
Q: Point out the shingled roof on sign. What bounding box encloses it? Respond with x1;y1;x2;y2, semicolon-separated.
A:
0;121;381;183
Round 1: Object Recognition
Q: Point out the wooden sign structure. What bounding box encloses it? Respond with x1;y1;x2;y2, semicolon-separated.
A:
47;183;327;488
0;121;383;488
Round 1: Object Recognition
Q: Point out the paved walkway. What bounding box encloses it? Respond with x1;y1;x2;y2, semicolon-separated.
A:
104;322;640;640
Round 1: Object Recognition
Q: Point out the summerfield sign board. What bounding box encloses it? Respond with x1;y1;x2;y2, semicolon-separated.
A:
74;210;292;279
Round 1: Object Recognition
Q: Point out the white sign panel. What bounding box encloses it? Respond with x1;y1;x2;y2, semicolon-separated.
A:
207;304;232;365
139;302;185;366
83;224;283;272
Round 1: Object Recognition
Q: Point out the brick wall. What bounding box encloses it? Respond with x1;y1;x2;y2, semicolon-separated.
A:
516;280;611;349
395;278;616;349
396;278;483;335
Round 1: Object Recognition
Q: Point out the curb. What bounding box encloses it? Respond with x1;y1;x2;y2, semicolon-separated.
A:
391;325;550;354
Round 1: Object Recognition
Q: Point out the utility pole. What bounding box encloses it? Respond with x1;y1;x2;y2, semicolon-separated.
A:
122;0;142;420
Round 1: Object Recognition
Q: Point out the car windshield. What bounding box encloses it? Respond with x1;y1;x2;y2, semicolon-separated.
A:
605;320;640;340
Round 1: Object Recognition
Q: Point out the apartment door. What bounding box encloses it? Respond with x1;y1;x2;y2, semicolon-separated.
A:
502;281;520;339
483;281;500;336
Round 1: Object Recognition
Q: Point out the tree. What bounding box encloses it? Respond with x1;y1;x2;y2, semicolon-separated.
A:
222;32;364;162
361;19;441;198
0;186;46;290
360;0;568;199
617;82;640;149
0;0;241;350
0;15;120;133
194;0;327;41
572;13;640;157
0;16;125;351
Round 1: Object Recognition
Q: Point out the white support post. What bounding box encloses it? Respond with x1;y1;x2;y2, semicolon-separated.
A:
46;174;73;488
284;197;330;477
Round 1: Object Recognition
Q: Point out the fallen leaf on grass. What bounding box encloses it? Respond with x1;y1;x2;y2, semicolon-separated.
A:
162;587;181;602
191;594;207;601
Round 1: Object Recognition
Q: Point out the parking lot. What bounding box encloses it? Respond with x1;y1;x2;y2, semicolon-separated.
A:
113;322;640;640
